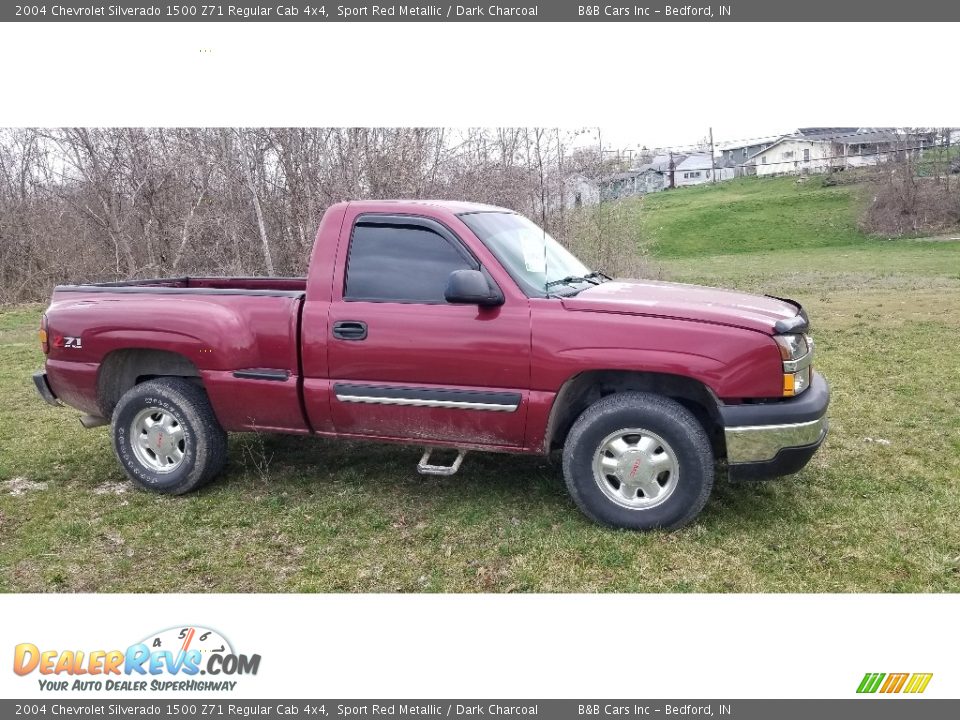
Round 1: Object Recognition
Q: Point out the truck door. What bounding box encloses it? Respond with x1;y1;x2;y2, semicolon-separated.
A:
326;213;531;448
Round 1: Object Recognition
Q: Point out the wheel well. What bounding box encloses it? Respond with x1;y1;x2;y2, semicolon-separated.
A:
97;349;201;417
544;370;726;456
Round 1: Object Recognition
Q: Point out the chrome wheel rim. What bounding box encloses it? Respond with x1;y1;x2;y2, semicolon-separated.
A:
592;428;679;510
130;407;186;473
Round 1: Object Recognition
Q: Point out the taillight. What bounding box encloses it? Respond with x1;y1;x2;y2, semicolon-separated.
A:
39;314;49;354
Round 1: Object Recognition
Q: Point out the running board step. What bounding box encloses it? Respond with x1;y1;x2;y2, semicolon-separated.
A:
417;448;467;476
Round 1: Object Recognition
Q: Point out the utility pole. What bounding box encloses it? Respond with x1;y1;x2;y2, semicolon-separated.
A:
709;126;717;183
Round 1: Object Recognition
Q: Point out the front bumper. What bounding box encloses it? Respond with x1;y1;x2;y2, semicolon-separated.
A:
720;371;829;480
33;370;62;407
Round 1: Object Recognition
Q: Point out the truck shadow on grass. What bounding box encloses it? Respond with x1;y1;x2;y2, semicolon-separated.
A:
219;433;808;534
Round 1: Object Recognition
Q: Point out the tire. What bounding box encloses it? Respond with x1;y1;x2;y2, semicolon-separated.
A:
111;377;228;495
562;391;713;531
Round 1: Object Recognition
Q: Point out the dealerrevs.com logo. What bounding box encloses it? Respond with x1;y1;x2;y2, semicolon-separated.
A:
13;626;261;693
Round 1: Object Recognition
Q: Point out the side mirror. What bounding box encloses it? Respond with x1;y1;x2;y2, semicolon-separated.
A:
444;269;503;306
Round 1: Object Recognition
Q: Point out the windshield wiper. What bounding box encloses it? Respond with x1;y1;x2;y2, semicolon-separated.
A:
544;272;607;291
544;276;585;291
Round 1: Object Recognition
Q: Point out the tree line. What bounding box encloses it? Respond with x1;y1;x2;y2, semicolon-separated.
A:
0;127;635;303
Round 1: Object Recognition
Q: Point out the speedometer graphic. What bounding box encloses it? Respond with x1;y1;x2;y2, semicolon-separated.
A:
138;625;234;658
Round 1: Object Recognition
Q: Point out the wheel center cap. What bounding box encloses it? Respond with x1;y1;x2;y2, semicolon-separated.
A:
620;450;644;479
150;429;168;453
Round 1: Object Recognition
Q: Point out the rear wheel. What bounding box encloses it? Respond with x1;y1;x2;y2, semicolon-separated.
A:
562;391;714;530
111;378;227;494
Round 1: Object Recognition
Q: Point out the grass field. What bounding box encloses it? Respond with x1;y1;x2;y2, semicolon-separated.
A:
631;176;872;258
2;177;960;592
917;145;960;176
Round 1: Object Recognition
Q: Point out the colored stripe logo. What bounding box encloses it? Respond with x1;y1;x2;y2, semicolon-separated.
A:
857;672;933;694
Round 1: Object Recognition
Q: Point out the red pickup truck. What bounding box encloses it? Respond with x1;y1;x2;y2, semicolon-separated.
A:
34;200;828;530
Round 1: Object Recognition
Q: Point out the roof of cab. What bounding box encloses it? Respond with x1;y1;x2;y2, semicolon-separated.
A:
340;199;514;215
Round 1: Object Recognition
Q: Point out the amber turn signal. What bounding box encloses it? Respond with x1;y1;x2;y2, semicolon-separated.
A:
783;374;795;396
39;316;49;354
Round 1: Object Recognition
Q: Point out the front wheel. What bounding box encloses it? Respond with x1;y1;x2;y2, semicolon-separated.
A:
111;377;228;495
562;391;714;530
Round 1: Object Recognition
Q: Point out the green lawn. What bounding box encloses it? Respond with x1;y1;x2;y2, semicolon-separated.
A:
634;175;870;258
916;145;960;176
2;178;960;592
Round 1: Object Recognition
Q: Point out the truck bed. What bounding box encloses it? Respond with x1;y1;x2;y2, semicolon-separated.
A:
44;276;311;434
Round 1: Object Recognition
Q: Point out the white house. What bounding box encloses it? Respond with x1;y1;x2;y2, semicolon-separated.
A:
752;128;935;177
673;153;734;186
674;154;712;186
752;135;834;177
599;167;668;199
718;137;778;176
645;153;684;173
563;159;674;206
563;174;601;208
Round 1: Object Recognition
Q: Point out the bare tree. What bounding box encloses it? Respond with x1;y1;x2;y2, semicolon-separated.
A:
0;126;658;302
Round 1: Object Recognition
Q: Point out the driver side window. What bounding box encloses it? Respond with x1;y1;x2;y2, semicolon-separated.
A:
344;221;476;304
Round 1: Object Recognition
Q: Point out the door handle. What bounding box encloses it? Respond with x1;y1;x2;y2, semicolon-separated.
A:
332;321;368;341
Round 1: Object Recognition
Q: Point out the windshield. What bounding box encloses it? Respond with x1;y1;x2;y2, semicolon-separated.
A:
459;212;594;297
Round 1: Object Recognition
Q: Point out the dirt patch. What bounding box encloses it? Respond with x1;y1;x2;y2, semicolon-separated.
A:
93;481;129;495
909;234;960;242
4;477;47;496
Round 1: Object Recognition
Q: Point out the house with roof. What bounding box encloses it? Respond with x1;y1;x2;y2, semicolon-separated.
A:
674;153;712;186
601;169;650;200
623;153;688;192
573;153;686;203
713;153;742;179
644;153;685;173
599;166;671;199
673;152;735;187
718;137;778;176
752;128;935;177
562;173;601;208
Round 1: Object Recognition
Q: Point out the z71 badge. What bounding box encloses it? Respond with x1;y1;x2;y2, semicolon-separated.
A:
54;335;83;349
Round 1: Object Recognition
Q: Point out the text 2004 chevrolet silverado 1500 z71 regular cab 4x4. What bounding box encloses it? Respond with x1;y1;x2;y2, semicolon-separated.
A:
33;200;829;530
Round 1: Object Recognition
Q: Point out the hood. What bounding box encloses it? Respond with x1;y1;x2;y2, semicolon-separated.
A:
561;280;800;334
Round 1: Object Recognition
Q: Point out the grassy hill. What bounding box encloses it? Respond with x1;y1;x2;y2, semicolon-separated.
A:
602;175;960;297
635;175;870;258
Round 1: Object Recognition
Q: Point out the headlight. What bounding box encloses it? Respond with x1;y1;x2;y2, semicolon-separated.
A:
774;334;813;396
774;333;808;361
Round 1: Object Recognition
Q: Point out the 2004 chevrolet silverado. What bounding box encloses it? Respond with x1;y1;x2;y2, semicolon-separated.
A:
33;200;829;530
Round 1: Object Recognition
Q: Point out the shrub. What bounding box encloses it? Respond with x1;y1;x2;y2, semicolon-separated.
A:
860;164;960;236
